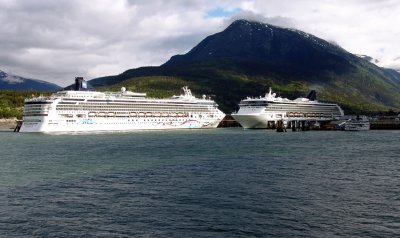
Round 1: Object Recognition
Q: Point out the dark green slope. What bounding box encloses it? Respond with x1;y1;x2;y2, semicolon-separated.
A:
90;20;400;113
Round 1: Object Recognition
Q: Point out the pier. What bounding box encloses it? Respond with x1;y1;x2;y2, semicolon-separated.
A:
0;118;17;131
14;120;22;132
370;120;400;130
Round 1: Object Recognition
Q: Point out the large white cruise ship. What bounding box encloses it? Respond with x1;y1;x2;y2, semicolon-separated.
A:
19;78;225;132
232;88;344;129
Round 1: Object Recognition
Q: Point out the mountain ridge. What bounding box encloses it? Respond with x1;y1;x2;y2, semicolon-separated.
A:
89;19;400;113
0;69;61;91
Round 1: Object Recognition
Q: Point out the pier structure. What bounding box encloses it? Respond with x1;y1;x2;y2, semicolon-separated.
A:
286;119;313;131
274;118;319;132
14;120;23;132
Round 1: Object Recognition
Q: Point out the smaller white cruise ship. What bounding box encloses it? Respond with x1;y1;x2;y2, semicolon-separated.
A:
232;88;344;129
19;78;225;132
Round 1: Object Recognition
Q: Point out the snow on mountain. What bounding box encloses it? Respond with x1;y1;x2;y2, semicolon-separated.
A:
0;69;61;91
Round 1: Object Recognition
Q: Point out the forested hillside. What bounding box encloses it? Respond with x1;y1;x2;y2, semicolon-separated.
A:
0;90;50;118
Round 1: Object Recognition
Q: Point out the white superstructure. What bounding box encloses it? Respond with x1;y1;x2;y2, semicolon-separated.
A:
232;88;344;129
19;85;225;132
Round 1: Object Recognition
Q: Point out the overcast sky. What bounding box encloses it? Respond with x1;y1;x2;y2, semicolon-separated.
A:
0;0;399;86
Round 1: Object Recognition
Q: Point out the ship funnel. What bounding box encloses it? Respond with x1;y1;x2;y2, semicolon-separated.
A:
74;77;87;91
306;90;317;101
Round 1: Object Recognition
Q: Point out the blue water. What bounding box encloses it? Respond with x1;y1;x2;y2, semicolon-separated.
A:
0;129;399;237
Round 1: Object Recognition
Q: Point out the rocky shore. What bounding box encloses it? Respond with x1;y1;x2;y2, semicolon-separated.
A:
0;118;17;130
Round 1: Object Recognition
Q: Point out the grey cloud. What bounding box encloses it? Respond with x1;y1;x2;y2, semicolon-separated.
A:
226;11;297;29
0;0;227;86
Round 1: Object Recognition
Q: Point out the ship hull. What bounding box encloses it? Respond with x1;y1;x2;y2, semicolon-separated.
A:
19;116;222;133
231;114;269;129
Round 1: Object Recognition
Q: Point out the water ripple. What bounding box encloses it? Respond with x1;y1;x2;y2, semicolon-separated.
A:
1;130;400;237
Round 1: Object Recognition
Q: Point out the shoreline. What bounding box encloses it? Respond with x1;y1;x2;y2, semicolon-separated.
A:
0;118;17;130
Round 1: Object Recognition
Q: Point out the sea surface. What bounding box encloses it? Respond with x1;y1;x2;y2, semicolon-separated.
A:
0;129;399;237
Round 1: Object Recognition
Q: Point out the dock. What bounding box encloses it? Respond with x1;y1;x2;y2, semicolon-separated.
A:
370;120;400;130
0;118;17;131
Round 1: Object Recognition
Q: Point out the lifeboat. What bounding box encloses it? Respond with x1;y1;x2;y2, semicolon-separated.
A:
145;112;152;117
107;112;114;117
170;113;177;117
161;113;168;117
88;112;96;117
138;112;145;117
154;113;161;117
177;113;184;117
130;112;137;116
98;112;105;117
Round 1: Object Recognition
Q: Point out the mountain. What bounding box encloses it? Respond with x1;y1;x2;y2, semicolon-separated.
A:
89;20;400;113
0;70;61;91
165;20;353;72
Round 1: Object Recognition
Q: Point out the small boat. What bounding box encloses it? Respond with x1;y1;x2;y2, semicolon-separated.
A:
344;116;370;131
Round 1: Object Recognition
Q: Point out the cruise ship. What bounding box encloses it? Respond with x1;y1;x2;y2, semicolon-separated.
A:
232;88;344;129
19;78;225;132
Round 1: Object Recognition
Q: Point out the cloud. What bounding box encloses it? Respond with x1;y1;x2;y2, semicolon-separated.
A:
225;11;297;29
0;0;399;86
207;7;242;18
1;75;24;84
0;0;230;86
239;0;400;70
